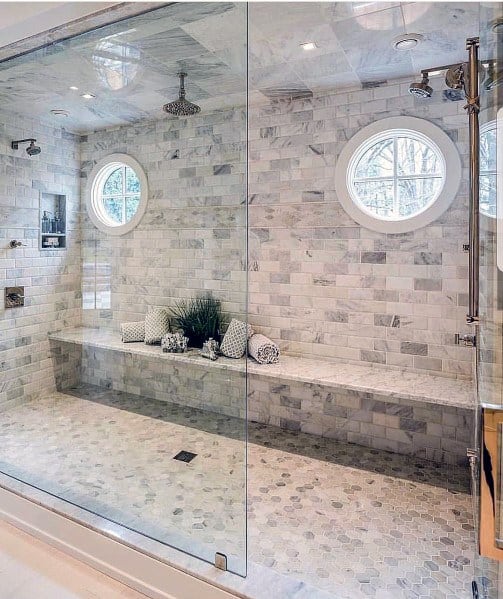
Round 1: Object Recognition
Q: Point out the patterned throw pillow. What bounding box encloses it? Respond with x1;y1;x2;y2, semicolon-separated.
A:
220;318;254;358
120;321;145;343
144;308;170;345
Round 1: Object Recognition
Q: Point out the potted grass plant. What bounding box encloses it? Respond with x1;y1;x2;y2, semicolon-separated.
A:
170;294;226;348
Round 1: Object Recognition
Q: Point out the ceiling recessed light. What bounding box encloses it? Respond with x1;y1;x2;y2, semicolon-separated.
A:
392;33;424;51
81;93;96;99
50;109;69;117
69;86;79;91
300;41;317;51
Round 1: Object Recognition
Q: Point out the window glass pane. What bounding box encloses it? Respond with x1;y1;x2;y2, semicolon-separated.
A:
397;137;442;176
480;173;496;218
103;167;123;195
353;180;394;218
126;167;141;193
397;178;442;217
125;195;140;222
103;197;123;223
480;126;496;172
354;138;394;179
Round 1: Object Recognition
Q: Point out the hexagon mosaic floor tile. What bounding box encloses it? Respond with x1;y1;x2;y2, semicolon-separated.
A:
0;385;474;598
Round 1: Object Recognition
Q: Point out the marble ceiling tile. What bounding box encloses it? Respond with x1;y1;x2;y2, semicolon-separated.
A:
322;2;402;22
248;3;326;37
248;38;284;70
331;6;410;84
159;2;235;28
249;63;306;91
131;28;210;66
266;24;345;64
181;5;246;52
289;51;355;83
303;71;362;94
196;73;246;97
402;3;480;74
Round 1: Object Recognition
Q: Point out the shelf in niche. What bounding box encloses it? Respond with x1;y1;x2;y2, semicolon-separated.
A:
40;192;67;251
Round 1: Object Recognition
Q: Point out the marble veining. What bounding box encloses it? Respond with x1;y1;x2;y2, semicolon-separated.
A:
49;327;474;409
0;2;481;131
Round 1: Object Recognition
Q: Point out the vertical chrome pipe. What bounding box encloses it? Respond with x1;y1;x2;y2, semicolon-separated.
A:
466;37;480;324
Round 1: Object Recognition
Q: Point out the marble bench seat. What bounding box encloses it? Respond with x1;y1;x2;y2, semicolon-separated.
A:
49;327;474;465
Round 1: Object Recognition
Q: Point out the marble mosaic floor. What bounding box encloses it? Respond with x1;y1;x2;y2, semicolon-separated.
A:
0;386;474;599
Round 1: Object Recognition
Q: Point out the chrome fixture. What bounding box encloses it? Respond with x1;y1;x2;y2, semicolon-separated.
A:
5;286;24;308
411;39;482;323
9;239;26;248
11;138;41;156
408;72;433;97
445;63;466;91
465;37;480;324
455;333;477;347
163;72;201;116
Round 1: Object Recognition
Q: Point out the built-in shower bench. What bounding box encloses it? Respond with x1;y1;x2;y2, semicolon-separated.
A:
49;327;474;466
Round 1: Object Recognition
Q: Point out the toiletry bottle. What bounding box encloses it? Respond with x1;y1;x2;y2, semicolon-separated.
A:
42;211;50;233
54;211;61;234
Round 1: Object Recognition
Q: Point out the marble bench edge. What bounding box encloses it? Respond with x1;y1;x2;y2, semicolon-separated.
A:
48;327;475;412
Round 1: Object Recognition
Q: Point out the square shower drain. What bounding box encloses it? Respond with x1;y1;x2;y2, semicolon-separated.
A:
173;450;197;463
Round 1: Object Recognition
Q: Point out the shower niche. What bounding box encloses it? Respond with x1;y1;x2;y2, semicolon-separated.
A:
39;192;67;250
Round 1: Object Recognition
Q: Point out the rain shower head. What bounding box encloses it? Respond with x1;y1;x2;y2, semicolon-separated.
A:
12;138;41;156
163;72;201;116
409;73;433;98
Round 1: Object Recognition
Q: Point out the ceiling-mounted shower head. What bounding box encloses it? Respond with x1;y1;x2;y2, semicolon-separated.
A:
163;72;201;117
11;138;41;156
408;73;433;98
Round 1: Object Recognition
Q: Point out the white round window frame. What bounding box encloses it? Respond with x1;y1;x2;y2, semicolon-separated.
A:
86;153;148;236
335;116;462;234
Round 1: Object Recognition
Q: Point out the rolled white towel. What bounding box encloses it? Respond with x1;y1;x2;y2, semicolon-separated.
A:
120;321;145;343
248;334;280;364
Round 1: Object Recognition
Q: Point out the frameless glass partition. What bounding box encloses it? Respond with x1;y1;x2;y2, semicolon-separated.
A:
0;2;248;576
475;2;503;596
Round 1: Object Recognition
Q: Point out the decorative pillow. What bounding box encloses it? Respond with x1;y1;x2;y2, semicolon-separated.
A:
120;321;145;343
144;308;170;345
220;318;254;359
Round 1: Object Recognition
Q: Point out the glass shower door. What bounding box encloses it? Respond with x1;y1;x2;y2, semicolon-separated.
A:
0;1;248;579
474;2;503;596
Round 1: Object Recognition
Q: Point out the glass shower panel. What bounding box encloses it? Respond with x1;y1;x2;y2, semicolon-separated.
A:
474;2;503;596
0;3;248;577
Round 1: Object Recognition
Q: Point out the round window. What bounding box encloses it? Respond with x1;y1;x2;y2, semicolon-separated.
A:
86;154;148;235
480;120;496;218
335;117;461;234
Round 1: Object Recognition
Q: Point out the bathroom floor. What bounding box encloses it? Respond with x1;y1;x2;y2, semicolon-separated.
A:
0;386;474;599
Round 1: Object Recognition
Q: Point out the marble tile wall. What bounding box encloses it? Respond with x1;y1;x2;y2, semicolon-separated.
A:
248;77;474;379
0;110;82;406
79;106;248;329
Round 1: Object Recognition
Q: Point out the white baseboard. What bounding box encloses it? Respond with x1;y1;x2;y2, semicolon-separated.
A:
0;485;239;599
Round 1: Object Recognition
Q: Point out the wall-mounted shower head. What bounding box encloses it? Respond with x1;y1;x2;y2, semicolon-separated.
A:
408;73;433;98
163;72;201;117
11;138;41;156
